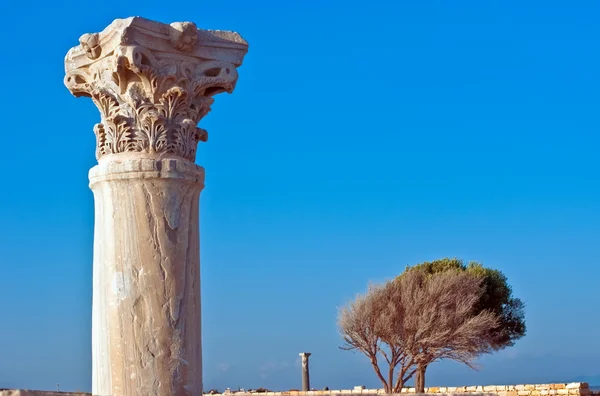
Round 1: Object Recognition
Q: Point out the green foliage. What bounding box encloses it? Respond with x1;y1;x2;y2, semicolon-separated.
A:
399;258;526;350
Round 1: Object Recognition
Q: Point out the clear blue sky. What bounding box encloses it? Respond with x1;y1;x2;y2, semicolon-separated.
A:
1;0;599;393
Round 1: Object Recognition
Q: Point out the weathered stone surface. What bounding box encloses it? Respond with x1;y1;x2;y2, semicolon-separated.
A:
89;157;204;395
203;384;593;396
64;16;247;396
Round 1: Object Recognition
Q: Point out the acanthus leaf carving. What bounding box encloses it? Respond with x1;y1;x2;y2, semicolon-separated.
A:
65;43;241;162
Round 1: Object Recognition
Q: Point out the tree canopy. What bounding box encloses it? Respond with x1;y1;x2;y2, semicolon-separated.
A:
400;258;526;349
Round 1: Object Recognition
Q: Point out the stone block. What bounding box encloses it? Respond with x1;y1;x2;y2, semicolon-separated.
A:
518;391;531;396
552;385;566;390
516;386;527;391
439;388;448;393
557;390;569;395
567;384;582;390
467;387;478;392
447;387;458;392
526;386;537;391
427;388;440;393
484;387;497;392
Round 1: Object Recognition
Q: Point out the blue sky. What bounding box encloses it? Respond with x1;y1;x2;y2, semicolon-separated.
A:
1;0;599;392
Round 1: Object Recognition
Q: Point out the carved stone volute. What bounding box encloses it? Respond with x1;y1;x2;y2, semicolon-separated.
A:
64;17;248;162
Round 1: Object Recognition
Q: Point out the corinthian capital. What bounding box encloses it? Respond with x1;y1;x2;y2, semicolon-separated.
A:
64;17;248;162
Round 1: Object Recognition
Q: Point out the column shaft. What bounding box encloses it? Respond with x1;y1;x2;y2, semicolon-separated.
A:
300;353;311;391
90;157;204;396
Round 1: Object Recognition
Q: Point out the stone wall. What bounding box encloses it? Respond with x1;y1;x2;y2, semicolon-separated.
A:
0;383;594;396
209;383;594;396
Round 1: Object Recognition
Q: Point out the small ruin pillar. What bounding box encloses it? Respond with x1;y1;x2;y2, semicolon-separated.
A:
299;352;312;391
64;17;248;396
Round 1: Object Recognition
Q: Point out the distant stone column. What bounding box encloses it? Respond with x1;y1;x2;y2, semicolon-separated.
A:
299;352;312;391
64;17;248;396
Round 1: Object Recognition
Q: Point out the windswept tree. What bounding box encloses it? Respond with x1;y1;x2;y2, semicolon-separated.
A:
338;269;498;393
399;258;526;391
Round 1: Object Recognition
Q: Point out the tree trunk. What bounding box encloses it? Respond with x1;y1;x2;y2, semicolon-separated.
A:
393;376;404;394
415;364;427;393
371;359;390;393
388;365;394;395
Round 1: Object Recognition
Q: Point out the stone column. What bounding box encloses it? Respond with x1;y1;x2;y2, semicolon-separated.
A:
64;17;248;396
299;352;311;391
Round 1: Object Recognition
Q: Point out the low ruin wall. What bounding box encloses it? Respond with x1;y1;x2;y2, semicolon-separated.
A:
220;394;493;396
0;383;594;396
210;383;594;396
